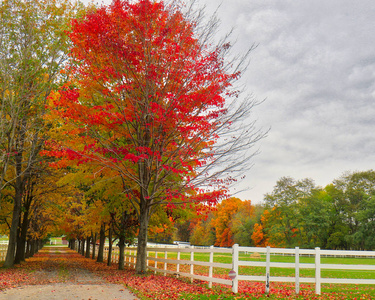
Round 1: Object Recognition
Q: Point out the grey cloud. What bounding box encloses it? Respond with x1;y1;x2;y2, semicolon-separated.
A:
210;0;375;202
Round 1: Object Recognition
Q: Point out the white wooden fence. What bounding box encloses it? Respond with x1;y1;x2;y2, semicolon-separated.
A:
116;244;375;295
146;245;233;288
84;243;375;295
233;245;375;295
0;244;7;261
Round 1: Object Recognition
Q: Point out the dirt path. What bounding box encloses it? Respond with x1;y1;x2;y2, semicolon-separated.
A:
0;246;138;300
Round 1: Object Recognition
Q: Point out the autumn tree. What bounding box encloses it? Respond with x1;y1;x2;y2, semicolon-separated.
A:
47;0;263;273
54;163;142;268
15;165;58;263
0;0;82;267
0;186;13;235
189;216;215;246
211;197;243;247
231;200;258;246
251;223;265;246
148;209;175;244
252;209;273;247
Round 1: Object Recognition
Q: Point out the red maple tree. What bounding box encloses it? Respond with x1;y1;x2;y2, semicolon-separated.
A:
46;0;260;273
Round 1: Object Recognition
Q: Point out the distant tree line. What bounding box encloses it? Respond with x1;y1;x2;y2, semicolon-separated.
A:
169;170;375;251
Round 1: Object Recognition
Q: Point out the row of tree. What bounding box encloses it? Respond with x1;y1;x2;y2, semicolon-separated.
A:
0;0;83;266
173;170;375;251
0;0;261;271
45;169;375;273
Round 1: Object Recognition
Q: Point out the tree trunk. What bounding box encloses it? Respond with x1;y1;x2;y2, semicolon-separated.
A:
30;240;36;256
14;209;29;264
107;227;113;266
25;239;31;258
92;233;97;260
85;236;91;258
4;178;23;267
14;225;22;265
97;223;105;263
135;203;150;273
118;235;125;270
81;239;85;256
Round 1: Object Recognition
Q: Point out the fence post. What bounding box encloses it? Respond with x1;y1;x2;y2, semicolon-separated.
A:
125;249;127;267
129;249;131;268
133;249;136;269
154;251;158;274
190;245;194;283
315;247;321;295
232;244;239;293
164;250;167;276
130;249;132;267
209;245;214;288
176;249;180;277
295;247;300;295
265;246;270;294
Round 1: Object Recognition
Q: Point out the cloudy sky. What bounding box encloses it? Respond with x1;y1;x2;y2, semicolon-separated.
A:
195;0;375;203
94;0;375;203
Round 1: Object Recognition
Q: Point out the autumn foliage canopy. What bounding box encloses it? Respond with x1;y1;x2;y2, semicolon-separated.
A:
46;0;237;205
42;0;253;273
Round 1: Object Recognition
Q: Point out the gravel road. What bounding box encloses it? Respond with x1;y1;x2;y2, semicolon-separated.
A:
0;283;138;300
